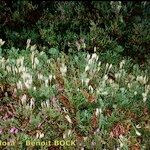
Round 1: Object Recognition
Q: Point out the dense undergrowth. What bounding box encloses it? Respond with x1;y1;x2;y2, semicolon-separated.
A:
0;1;150;150
0;41;150;149
0;1;150;64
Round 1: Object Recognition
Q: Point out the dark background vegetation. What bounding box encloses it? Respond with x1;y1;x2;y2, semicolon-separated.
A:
0;1;150;64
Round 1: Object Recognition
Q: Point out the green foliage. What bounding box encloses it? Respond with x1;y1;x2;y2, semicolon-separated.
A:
0;1;150;64
0;48;149;149
0;1;150;149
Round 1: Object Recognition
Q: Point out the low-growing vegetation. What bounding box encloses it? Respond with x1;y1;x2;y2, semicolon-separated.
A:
0;1;150;150
0;41;150;149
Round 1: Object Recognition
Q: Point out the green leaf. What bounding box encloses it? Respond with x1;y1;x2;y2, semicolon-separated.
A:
48;48;59;56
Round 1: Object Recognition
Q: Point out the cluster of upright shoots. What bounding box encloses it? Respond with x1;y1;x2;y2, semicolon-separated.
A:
0;39;150;149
